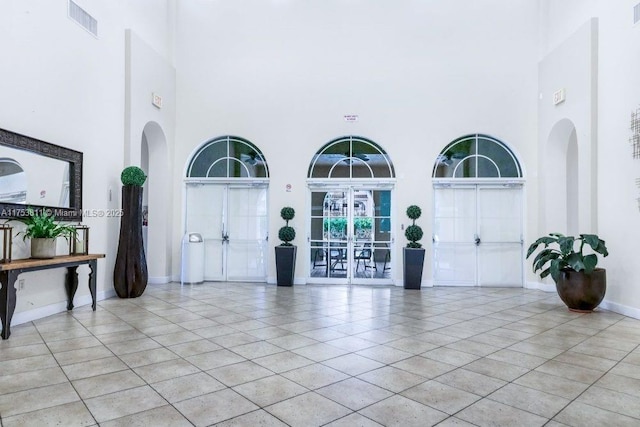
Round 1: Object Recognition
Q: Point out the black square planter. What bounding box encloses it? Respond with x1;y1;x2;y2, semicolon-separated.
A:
275;245;296;286
403;247;425;289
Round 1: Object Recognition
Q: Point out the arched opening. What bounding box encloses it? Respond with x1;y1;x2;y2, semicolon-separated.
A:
184;136;269;282
544;119;578;235
432;134;524;287
141;121;171;283
307;136;395;285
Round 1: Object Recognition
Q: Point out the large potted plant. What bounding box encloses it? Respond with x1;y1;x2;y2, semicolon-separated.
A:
403;205;425;289
527;233;608;312
114;166;148;298
16;208;76;259
275;207;296;286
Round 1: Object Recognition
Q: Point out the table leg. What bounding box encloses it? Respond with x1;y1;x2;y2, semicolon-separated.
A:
65;266;79;310
88;260;97;311
0;270;19;340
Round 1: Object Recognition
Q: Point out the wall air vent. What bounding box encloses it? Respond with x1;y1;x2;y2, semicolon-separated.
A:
68;0;97;37
635;2;640;25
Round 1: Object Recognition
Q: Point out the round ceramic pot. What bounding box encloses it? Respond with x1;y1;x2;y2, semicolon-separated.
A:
555;268;606;312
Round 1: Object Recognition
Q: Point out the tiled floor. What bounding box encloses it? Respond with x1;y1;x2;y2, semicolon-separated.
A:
1;283;640;426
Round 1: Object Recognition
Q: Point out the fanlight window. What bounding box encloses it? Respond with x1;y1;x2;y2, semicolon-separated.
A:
187;136;268;178
433;134;522;179
308;136;395;179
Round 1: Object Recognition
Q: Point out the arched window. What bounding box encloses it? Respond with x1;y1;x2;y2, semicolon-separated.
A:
308;136;395;179
187;136;269;178
433;134;522;179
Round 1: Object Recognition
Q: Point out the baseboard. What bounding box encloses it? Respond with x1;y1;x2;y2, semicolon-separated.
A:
267;276;307;285
148;276;171;284
599;299;640;320
525;280;556;292
11;288;117;326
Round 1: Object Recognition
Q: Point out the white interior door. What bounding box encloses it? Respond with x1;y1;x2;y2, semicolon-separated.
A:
185;184;268;282
433;184;523;287
226;186;268;281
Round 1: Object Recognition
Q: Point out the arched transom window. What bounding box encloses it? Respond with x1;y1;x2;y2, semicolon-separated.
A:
187;136;269;179
433;134;522;179
308;136;395;179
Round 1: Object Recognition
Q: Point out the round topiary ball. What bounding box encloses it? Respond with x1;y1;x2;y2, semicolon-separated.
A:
405;225;423;248
406;205;422;221
121;166;147;186
279;226;296;246
280;207;295;222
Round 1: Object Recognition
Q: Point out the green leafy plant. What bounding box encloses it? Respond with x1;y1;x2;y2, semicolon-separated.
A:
15;208;76;240
121;166;147;186
323;217;348;239
278;207;296;246
405;205;423;248
526;233;608;282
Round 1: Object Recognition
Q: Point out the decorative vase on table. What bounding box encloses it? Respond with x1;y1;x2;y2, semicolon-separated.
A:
114;166;148;298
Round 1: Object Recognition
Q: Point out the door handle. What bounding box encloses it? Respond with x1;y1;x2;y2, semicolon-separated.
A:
474;235;481;246
222;232;229;243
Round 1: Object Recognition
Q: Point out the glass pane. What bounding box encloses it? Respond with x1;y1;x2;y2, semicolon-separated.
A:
453;158;475;178
478;188;521;242
476;157;499;178
433;244;476;284
351;158;374;178
229;141;268;178
309;137;394;179
477;137;520;177
188;142;227;177
478;243;522;286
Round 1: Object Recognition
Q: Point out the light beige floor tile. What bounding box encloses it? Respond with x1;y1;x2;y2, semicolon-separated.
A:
457;398;548;426
168;338;222;357
359;395;448;427
357;366;427;393
0;382;80;417
577;385;640;419
73;369;146;399
609;361;640;380
62;356;129;381
265;391;352;427
119;347;180;368
174;388;259;426
514;371;590;399
105;337;163;355
554;401;640;427
421;347;481;366
391;355;457;378
46;336;103;353
186;348;246;370
233;375;308;407
230;341;285;359
464;357;530;382
133;358;200;383
84;385;169;423
0;343;51;361
281;363;349;389
210;332;262;348
0;366;68;395
100;405;192;427
207;360;274;387
316;377;393;410
401;380;481;415
595;372;640;397
434;368;506;397
486;348;547;369
2;400;95;427
488;383;570;418
534;360;604;384
321;353;385;376
252;351;314;373
151;372;225;403
355;345;413;364
324;412;383;426
212;409;289;426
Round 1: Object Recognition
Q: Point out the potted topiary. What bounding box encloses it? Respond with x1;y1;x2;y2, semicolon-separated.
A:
16;207;76;259
527;233;608;312
114;166;148;298
403;205;425;289
275;207;296;286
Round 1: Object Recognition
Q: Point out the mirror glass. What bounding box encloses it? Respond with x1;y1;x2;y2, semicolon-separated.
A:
0;148;70;207
0;128;82;221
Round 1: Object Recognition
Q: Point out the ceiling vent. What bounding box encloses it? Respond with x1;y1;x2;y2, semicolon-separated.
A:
68;0;97;37
635;2;640;25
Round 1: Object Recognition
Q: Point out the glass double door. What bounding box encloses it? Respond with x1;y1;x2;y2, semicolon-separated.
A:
433;184;523;287
185;184;268;281
309;187;393;284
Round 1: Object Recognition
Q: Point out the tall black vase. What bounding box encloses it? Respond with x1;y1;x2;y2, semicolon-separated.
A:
114;185;148;298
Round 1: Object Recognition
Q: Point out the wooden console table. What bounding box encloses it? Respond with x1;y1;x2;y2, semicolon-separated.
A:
0;254;105;340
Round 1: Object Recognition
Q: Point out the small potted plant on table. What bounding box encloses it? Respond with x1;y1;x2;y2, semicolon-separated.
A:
527;233;608;312
275;207;296;286
16;208;76;259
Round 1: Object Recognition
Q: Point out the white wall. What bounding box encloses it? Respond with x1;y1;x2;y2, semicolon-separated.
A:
539;0;640;316
0;0;173;323
172;0;540;284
